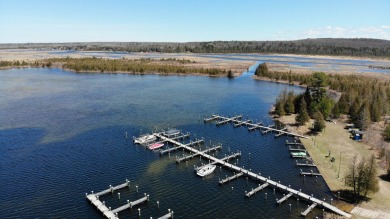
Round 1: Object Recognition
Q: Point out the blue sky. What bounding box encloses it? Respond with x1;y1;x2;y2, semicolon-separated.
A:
0;0;389;43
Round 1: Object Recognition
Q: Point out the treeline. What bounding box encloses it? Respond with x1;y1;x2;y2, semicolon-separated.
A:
274;72;331;132
49;57;226;75
256;63;390;131
2;38;390;57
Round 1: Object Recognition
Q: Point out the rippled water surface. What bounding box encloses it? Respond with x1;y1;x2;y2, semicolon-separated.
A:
1;65;333;218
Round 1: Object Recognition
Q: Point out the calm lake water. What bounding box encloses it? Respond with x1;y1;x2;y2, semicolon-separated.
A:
1;64;332;218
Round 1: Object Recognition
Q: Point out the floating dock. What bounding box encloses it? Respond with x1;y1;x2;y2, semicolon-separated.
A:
246;182;269;197
234;119;252;127
158;209;174;219
301;203;318;216
85;180;150;219
300;171;322;176
153;133;350;218
176;144;221;163
277;192;293;204
219;172;244;184
160;139;204;155
204;114;308;139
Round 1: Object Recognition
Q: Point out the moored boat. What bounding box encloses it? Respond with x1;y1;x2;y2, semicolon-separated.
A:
196;164;216;177
148;142;164;150
163;129;180;137
290;151;307;158
134;134;156;144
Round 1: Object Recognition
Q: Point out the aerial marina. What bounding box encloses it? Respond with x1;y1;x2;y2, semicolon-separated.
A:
86;114;351;218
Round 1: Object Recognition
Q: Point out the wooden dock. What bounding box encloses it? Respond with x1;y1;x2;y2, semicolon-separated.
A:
176;145;221;163
160;139;204;155
153;133;350;218
301;203;318;216
111;194;149;213
94;180;130;197
204;115;308;139
157;209;174;219
300;170;322;176
234;120;252;127
296;161;316;167
246;182;269;197
219;172;244;184
86;180;150;219
277;192;293;204
216;115;242;125
248;122;263;130
274;128;288;138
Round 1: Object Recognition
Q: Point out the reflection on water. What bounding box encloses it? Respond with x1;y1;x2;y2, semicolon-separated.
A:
1;66;333;218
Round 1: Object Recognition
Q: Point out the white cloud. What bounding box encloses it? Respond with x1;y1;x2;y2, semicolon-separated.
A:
381;25;390;29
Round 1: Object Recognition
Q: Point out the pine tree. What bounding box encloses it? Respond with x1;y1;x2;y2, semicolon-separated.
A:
275;99;286;117
296;98;310;126
313;111;326;132
285;91;295;114
332;102;341;118
356;103;371;131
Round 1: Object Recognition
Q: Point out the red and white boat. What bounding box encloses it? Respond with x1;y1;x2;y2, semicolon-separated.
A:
148;142;164;150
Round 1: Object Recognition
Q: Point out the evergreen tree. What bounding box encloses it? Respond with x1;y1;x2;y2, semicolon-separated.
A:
356;103;371;131
296;98;310;126
349;98;361;124
313;111;326;132
275;99;286;117
285;91;295;114
332;102;341;118
318;97;334;119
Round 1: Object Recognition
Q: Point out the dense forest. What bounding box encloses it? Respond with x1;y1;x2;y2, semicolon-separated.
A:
256;63;390;131
1;38;390;57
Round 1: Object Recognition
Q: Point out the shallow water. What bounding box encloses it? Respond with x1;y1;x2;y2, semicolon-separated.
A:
1;64;333;218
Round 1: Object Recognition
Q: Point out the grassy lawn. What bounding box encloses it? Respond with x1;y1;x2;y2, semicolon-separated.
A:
277;114;390;216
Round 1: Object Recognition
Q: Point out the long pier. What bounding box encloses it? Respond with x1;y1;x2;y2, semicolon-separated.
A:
153;133;350;218
205;114;308;139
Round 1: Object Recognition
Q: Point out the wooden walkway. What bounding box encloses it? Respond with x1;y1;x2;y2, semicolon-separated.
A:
246;182;269;197
176;145;221;163
86;180;151;219
205;114;308;139
111;194;149;213
219;172;244;184
301;203;317;216
154;133;350;218
160;139;204;155
277;192;293;204
157;209;174;219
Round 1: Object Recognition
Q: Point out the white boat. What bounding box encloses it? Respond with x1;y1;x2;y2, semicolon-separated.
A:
163;129;180;137
196;164;216;177
148;142;164;150
134;134;156;144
